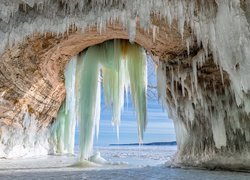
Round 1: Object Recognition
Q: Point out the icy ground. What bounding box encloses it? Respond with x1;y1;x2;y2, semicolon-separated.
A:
93;145;177;166
0;146;249;180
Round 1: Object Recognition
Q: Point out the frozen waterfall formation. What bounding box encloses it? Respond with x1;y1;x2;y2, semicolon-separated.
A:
0;0;250;169
53;40;147;160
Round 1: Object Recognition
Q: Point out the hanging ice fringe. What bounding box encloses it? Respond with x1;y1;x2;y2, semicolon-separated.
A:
51;57;77;155
126;43;148;143
55;40;147;160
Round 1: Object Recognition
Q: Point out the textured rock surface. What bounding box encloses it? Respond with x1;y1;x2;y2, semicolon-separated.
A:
159;52;250;169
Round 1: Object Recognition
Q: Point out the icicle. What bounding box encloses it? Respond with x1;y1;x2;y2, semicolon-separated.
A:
186;38;190;56
52;103;66;154
51;56;78;155
192;59;198;93
122;59;131;108
128;18;137;43
76;46;101;160
64;56;77;154
94;76;101;139
111;40;125;129
126;43;147;143
170;68;178;109
219;65;224;86
156;59;167;108
102;40;125;139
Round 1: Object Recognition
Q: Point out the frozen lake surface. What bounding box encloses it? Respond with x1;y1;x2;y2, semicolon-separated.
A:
0;146;249;180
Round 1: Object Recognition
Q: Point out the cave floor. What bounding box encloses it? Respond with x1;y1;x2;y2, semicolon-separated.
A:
0;146;249;180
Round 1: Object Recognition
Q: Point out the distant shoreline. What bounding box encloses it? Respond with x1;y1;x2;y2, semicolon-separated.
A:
109;141;176;146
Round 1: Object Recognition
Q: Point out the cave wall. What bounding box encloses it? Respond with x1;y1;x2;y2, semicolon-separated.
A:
158;51;250;170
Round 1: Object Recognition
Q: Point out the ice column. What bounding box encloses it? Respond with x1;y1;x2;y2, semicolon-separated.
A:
52;57;77;154
54;40;147;160
126;43;148;143
76;46;101;160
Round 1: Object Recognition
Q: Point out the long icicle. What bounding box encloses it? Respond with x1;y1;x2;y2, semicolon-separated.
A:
64;57;77;154
52;57;77;155
76;46;101;160
102;40;126;140
52;102;66;154
126;43;148;144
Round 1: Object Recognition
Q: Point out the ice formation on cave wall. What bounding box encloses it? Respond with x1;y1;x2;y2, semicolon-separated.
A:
0;108;50;158
156;49;250;167
53;40;147;160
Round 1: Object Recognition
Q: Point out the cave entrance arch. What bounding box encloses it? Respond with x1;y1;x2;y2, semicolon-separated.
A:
0;21;187;159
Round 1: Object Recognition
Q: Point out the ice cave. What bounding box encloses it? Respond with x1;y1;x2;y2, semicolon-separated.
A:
1;0;250;175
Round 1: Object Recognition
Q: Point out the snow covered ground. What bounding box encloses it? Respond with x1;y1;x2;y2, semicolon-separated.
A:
0;145;249;180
